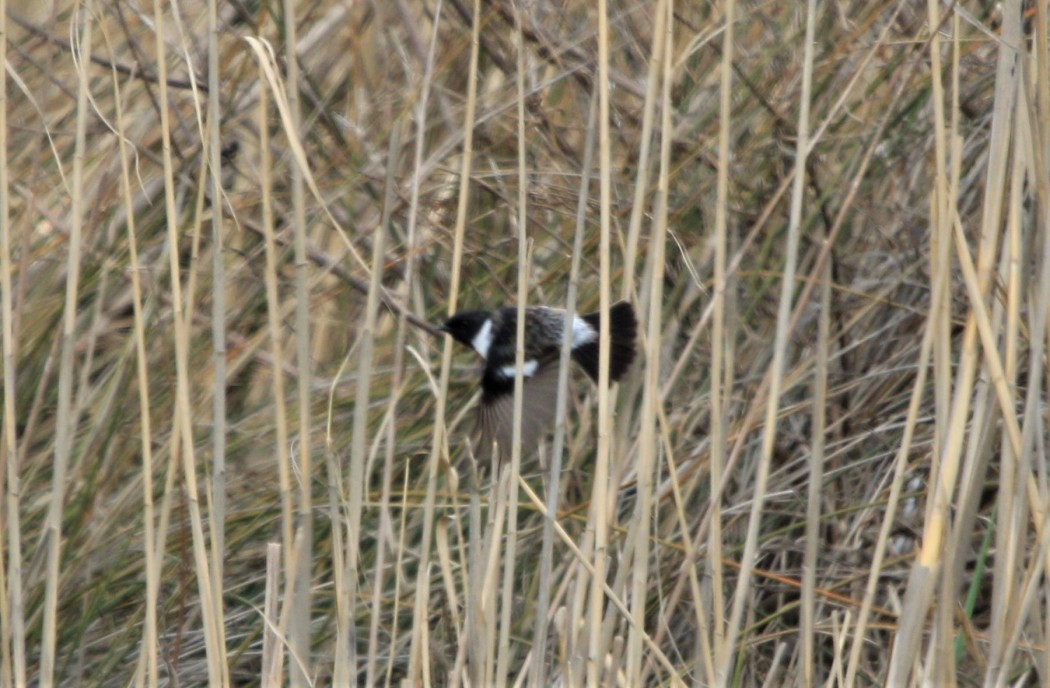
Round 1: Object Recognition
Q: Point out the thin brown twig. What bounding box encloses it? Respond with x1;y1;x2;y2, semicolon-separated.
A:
9;10;207;92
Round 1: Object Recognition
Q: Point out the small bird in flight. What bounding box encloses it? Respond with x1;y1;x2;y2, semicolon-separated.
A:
440;300;637;460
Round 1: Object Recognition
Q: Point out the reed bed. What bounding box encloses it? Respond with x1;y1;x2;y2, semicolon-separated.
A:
0;0;1047;685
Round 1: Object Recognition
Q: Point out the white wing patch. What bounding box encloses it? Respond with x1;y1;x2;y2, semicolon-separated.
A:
498;359;539;379
471;318;494;358
571;315;597;346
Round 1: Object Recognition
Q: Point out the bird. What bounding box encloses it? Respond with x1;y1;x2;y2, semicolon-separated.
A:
439;300;637;460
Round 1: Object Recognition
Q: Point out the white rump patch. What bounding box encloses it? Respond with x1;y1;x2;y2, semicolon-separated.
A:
471;318;494;358
499;359;539;379
571;315;597;346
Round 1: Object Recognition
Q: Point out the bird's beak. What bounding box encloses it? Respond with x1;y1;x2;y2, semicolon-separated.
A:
437;324;449;334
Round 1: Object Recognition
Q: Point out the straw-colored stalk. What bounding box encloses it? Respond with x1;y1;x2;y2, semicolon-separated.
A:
494;3;531;684
795;0;821;684
408;0;479;681
346;117;399;687
0;0;27;682
256;69;295;687
709;0;734;678
625;0;672;684
154;0;225;684
364;3;443;684
205;0;228;627
586;0;614;682
280;3;315;681
41;3;93;683
109;43;160;687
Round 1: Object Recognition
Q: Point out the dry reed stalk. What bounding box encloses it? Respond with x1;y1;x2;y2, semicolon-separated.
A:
153;0;225;683
710;0;734;680
796;0;821;684
41;3;93;683
586;0;614;682
0;0;26;683
281;3;316;680
409;0;479;681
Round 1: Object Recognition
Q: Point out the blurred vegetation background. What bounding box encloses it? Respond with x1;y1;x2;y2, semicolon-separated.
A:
0;0;1047;685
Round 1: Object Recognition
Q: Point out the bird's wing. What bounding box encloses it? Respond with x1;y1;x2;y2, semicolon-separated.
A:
477;360;564;463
